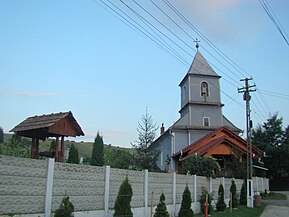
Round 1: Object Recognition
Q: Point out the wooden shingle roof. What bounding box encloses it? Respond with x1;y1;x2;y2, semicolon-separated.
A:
10;111;84;139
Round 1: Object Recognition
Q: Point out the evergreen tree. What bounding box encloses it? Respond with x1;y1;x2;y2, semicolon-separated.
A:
91;132;104;166
67;144;79;164
216;183;226;211
114;176;133;217
131;109;159;171
54;195;74;217
154;192;169;217
179;184;194;217
239;180;247;205
229;179;238;208
0;127;4;144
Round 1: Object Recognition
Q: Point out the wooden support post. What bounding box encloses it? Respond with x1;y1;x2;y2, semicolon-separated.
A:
31;138;35;159
61;136;65;162
150;191;154;217
55;136;59;162
35;139;39;159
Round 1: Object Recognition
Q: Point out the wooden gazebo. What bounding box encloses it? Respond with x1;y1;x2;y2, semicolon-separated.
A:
10;111;84;162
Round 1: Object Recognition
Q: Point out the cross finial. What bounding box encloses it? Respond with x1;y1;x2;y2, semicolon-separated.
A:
194;38;200;50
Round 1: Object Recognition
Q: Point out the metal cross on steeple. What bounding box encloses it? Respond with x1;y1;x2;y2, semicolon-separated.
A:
194;38;200;50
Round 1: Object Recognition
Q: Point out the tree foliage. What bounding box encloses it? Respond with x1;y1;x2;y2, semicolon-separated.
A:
229;179;238;208
216;183;226;211
91;132;104;166
181;155;220;178
67;144;79;164
252;114;289;178
131;109;159;171
179;184;194;217
0;133;30;158
54;195;74;217
113;176;133;217
154;193;169;217
0;127;4;144
104;147;134;169
199;187;212;214
239;180;247;205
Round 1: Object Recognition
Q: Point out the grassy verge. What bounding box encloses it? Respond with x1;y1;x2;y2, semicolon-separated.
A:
261;192;287;200
195;203;266;217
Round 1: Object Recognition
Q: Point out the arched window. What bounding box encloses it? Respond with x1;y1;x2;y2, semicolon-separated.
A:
201;81;209;97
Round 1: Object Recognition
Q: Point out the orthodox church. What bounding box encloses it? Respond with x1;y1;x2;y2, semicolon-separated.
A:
151;51;262;175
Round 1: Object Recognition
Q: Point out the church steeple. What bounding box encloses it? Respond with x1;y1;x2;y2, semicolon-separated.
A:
178;51;223;128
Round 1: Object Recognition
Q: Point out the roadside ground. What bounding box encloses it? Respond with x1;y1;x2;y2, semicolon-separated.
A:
260;191;289;217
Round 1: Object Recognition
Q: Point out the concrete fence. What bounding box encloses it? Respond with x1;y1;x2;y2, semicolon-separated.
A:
0;155;270;217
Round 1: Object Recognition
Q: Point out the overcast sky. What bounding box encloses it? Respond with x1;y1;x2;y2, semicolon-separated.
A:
1;0;288;147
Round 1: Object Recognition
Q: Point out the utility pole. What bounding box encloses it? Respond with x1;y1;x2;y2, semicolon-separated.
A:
238;77;256;208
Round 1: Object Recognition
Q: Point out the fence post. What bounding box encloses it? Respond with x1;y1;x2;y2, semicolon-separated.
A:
144;169;149;217
209;177;213;193
104;165;110;217
261;177;264;192
193;175;197;202
173;172;176;215
44;158;55;217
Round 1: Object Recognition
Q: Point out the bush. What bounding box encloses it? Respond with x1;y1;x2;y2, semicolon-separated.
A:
229;179;238;208
216;183;226;211
54;195;74;217
199;187;212;214
239;180;247;205
179;184;194;217
153;193;169;217
113;176;133;217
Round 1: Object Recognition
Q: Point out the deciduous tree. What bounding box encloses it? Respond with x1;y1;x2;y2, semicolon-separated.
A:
181;155;220;178
252;114;289;178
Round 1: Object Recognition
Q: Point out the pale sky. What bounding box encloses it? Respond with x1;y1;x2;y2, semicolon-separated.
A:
1;0;289;147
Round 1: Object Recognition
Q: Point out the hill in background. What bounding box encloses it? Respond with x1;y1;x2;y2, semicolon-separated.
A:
3;133;133;159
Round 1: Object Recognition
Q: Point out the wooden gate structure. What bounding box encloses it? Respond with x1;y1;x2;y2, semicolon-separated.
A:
10;111;84;162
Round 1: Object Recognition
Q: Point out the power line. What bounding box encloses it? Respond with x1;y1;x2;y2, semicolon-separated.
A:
259;0;289;46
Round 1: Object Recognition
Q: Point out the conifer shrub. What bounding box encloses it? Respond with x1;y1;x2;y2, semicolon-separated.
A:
239;180;247;205
153;193;169;217
229;179;238;208
216;183;226;211
113;176;133;217
199;187;212;214
179;184;194;217
54;195;74;217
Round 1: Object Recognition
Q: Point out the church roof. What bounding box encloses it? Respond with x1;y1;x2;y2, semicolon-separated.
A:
174;127;263;161
187;51;220;77
179;51;220;86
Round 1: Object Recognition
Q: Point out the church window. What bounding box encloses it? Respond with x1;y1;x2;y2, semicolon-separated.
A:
201;81;209;97
203;117;210;127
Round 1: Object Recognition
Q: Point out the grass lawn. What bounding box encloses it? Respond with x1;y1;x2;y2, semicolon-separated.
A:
195;203;266;217
261;192;287;200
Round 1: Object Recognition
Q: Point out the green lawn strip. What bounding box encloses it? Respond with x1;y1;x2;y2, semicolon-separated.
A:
195;203;266;217
261;192;287;200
